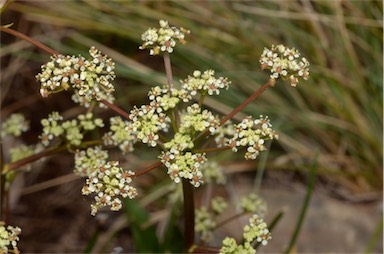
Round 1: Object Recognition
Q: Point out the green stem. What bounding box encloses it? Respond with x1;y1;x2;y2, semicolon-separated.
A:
365;216;383;254
253;211;284;249
284;154;318;254
182;178;195;251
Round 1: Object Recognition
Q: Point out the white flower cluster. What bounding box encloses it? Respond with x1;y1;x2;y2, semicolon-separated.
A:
220;214;271;254
103;116;137;154
74;146;109;177
129;105;170;147
160;151;207;187
71;90;115;109
0;222;21;254
243;214;271;246
36;46;116;101
1;113;29;138
148;85;191;112
39;112;104;146
181;70;230;96
195;207;216;242
213;120;236;148
82;161;138;216
240;193;267;217
227;116;278;160
164;133;194;153
211;196;228;215
179;104;219;134
139;20;190;55
260;44;310;86
201;161;226;185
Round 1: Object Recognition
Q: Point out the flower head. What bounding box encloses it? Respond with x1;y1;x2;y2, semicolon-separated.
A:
129;105;170;147
243;214;272;246
39;112;104;146
195;207;216;242
219;214;271;254
74;146;109;177
139;20;190;55
182;70;230;96
260;44;309;86
0;221;21;254
179;104;219;134
160;151;207;187
103;116;137;154
36;47;116;101
82;161;138;215
241;193;267;217
1;113;29;138
148;85;191;112
227;116;278;160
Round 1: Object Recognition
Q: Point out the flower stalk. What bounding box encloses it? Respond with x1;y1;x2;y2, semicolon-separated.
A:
182;178;195;251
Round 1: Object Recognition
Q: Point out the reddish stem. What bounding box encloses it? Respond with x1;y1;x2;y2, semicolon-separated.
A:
220;79;274;126
1;26;59;55
133;161;163;178
101;99;130;120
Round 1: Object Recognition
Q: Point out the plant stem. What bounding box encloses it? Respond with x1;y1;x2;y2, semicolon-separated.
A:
192;246;219;253
182;178;195;251
194;79;274;146
220;79;274;126
3;146;67;173
284;154;318;254
0;26;59;55
132;161;163;178
194;146;231;154
163;52;173;87
3;140;102;173
101;99;130;120
213;211;246;231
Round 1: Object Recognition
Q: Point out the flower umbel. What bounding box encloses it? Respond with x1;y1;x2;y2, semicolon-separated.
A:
82;161;138;216
227;116;278;160
240;193;267;217
103;116;137;154
1;113;29;138
260;44;310;86
182;70;230;96
160;151;207;187
0;221;21;254
36;46;116;102
219;214;271;254
74;146;109;177
139;20;190;55
39;112;104;147
195;207;216;242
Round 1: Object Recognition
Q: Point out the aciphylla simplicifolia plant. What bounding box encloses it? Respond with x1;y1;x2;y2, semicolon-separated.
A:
0;20;309;253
